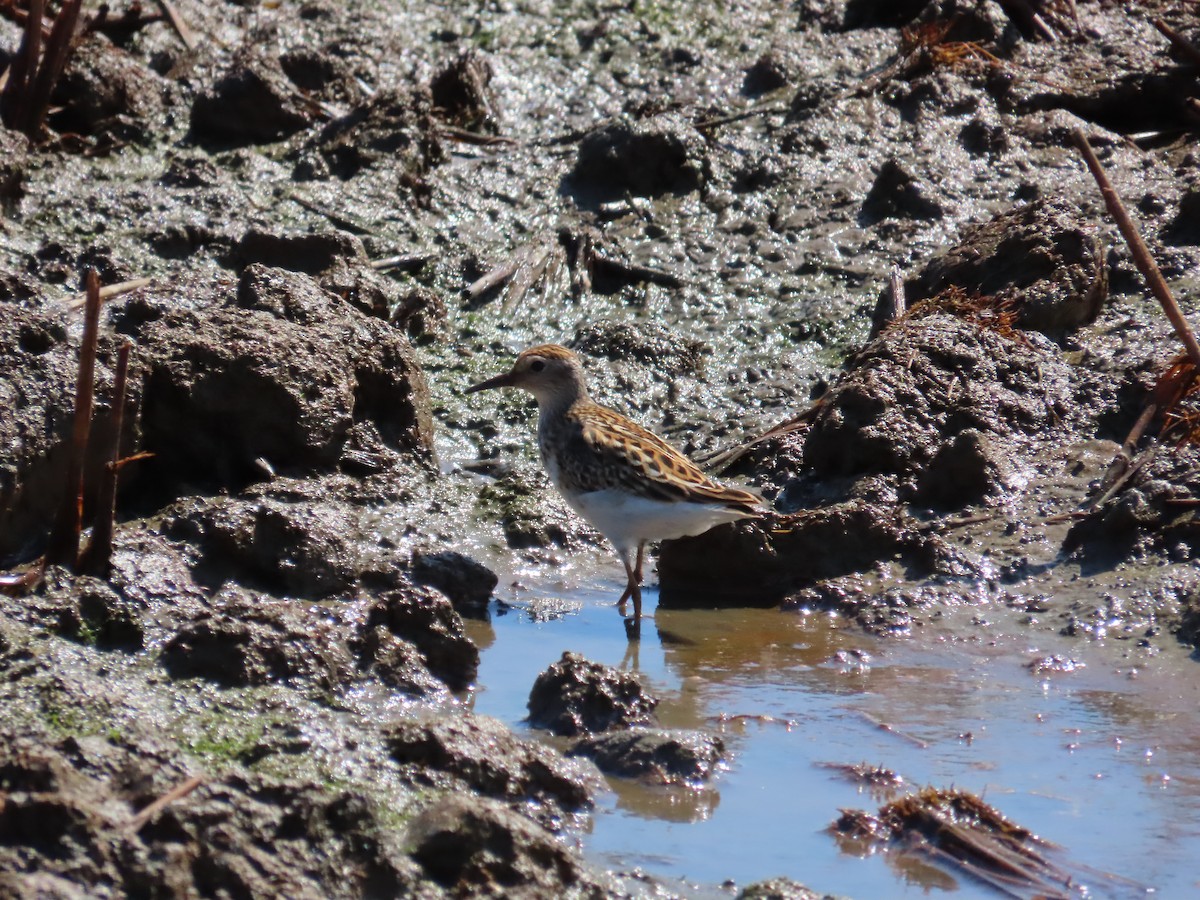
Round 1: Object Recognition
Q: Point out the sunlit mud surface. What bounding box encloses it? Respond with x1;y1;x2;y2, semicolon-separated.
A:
468;580;1200;898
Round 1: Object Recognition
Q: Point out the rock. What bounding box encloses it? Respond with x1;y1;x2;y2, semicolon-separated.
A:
124;264;433;493
738;877;838;900
358;626;450;699
386;714;599;811
570;729;725;786
527;652;658;736
901;199;1108;332
406;794;613;897
861;158;944;222
294;87;443;181
364;587;479;692
430;48;500;132
165;495;360;598
568;114;703;203
411;550;498;615
190;47;312;145
160;590;353;689
51;34;166;138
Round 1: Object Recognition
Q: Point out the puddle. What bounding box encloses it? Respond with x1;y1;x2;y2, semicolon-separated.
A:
465;584;1200;898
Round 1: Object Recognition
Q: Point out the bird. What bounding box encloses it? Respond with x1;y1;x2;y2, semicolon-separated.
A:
466;344;763;623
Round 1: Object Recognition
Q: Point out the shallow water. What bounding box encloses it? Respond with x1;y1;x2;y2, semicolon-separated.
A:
465;579;1200;898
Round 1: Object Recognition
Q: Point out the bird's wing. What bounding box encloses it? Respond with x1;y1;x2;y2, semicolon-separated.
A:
567;403;762;511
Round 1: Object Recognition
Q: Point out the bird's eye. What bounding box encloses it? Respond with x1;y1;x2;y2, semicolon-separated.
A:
530;360;546;372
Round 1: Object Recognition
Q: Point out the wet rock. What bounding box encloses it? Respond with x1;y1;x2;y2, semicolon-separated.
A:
391;286;448;340
294;87;443;181
659;504;963;605
191;47;313;145
0;727;425;898
568;114;704;203
386;714;599;810
903;199;1108;332
738;877;841;900
164;494;360;597
527;652;659;737
407;793;613;897
126;265;433;493
358;626;450;698
569;729;725;786
572;320;707;378
51;34;166;138
913;428;1017;509
804;315;1073;485
364;586;479;692
431;48;500;132
160;590;353;688
411;550;497;615
861;158;944;222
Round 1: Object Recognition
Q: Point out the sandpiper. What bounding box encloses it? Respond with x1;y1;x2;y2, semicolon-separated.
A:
466;344;762;621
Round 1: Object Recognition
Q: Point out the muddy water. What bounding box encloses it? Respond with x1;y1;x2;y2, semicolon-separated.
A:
465;580;1200;898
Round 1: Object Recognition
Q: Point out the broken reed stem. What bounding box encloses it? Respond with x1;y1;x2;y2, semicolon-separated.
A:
1072;130;1200;374
82;341;131;575
24;0;83;136
154;0;197;51
47;270;101;567
128;774;206;833
1152;18;1200;68
0;0;44;131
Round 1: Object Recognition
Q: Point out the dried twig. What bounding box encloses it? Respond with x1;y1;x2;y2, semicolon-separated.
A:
0;560;46;596
1152;18;1200;68
370;253;433;273
46;269;101;567
68;276;152;310
81;341;131;575
0;0;44;132
128;774;206;833
24;0;83;136
1073;129;1200;372
154;0;197;51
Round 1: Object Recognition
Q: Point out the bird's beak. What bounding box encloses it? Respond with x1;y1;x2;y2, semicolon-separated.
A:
465;369;517;394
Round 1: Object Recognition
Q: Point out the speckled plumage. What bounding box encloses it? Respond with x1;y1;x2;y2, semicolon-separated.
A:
467;344;762;623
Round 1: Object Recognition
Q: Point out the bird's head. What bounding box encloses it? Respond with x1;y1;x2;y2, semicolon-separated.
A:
465;344;588;408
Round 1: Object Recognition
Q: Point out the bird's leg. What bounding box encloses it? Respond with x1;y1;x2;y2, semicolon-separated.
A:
633;541;646;586
616;548;642;620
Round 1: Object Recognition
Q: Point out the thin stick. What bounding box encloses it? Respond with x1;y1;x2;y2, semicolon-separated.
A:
24;0;82;136
154;0;197;51
465;258;520;301
47;269;101;567
1152;18;1200;68
68;276;152;310
370;253;433;272
0;0;43;131
82;341;131;575
128;774;206;833
1072;130;1200;372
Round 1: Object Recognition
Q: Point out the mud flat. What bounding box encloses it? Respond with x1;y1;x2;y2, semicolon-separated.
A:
3;1;1200;897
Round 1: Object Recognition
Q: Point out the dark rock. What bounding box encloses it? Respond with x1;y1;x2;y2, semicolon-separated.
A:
430;48;500;132
568;114;703;203
294;87;443;181
527;652;658;737
126;265;433;493
738;877;835;900
386;714;599;810
862;158;944;222
164;495;359;598
913;429;1015;510
50;34;165;138
190;48;312;145
411;550;498;614
571;320;707;378
659;503;961;605
160;591;353;688
902;199;1108;332
407;794;612;897
358;626;449;698
364;587;479;692
570;729;725;786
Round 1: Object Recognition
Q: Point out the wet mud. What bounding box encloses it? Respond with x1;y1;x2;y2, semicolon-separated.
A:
3;0;1200;896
